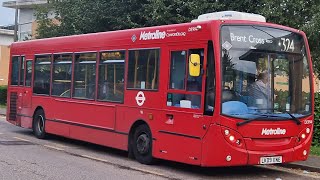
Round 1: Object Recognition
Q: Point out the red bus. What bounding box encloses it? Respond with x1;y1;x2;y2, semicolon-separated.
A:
6;11;314;167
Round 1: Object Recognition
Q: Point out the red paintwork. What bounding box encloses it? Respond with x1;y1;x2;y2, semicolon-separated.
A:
6;19;314;167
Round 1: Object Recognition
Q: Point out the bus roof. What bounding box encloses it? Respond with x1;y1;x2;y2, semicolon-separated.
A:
10;18;303;55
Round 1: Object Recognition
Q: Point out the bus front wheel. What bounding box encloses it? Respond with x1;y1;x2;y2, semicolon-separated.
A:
33;109;46;139
132;124;154;164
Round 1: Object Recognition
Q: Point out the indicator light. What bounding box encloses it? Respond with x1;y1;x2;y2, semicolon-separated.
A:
303;150;307;156
226;155;232;162
224;130;230;136
301;134;306;139
306;128;310;134
236;139;241;145
229;135;235;141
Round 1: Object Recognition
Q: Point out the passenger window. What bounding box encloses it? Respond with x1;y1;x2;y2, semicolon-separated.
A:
34;55;52;95
10;56;19;86
98;51;125;102
52;54;72;97
19;56;25;86
127;49;159;90
25;61;32;87
73;53;96;99
167;48;204;109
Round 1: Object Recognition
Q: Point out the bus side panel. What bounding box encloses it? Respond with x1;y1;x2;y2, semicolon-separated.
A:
45;120;70;137
20;116;33;129
115;106;164;155
115;106;203;165
154;132;202;165
69;125;127;151
201;124;248;167
53;99;116;130
31;96;69;137
115;106;157;135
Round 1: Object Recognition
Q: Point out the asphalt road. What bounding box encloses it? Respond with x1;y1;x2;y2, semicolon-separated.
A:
0;116;319;180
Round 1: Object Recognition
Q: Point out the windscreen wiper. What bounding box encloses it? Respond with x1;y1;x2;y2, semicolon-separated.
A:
283;111;301;125
236;115;276;127
236;112;301;127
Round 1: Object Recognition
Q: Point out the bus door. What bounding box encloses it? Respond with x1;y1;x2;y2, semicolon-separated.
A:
8;56;31;126
19;58;33;128
157;44;213;165
21;60;33;108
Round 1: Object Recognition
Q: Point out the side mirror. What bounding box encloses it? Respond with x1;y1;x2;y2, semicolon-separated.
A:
189;54;200;77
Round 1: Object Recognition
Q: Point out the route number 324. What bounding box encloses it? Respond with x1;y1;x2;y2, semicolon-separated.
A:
280;38;294;52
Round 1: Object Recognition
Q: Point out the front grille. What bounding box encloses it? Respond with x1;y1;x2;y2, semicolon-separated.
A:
9;92;17;121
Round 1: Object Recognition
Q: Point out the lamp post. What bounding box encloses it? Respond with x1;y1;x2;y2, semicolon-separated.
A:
13;1;18;42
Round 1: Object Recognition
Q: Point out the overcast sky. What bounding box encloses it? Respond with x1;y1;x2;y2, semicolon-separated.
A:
0;0;15;26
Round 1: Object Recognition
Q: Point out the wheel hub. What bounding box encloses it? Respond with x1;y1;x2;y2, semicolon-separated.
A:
38;115;44;133
136;133;150;155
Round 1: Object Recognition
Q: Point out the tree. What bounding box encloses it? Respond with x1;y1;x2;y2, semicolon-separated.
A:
35;0;320;77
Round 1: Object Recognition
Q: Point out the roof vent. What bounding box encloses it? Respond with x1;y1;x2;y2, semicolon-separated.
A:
191;11;266;23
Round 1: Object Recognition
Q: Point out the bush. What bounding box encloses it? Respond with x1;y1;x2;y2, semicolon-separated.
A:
0;86;7;105
313;93;320;146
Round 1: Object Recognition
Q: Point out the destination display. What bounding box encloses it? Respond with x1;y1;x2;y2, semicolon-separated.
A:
221;25;305;54
101;51;125;60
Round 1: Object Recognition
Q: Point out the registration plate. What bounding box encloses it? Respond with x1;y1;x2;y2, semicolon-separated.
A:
260;156;282;165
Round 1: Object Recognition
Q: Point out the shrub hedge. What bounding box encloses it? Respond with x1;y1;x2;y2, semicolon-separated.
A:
0;86;7;105
313;93;320;146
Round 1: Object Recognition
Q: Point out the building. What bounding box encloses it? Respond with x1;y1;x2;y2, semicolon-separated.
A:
0;28;14;86
2;0;50;41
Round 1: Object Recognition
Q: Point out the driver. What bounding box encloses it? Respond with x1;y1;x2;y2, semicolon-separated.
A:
248;72;271;112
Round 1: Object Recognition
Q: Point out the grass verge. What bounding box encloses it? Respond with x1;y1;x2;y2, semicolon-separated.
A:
310;146;320;156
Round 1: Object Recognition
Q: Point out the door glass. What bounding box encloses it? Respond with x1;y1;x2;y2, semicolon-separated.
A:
169;51;186;89
19;56;25;86
186;49;204;92
25;61;32;87
167;48;204;109
204;41;215;115
11;56;19;86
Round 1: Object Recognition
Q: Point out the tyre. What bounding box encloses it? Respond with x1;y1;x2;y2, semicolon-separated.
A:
132;124;154;164
33;109;46;139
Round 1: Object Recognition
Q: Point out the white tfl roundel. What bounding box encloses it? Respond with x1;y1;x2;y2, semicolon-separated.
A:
135;91;146;106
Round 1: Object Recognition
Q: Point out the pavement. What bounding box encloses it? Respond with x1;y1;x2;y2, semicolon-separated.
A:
0;107;5;116
0;107;319;173
283;155;320;173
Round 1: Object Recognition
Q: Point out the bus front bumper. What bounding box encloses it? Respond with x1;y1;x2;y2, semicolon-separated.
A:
200;124;311;167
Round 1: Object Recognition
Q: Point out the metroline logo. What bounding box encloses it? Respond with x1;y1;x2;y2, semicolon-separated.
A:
139;30;166;40
261;128;286;135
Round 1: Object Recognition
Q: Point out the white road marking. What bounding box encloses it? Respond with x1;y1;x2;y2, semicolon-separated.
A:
262;165;320;179
44;145;64;151
50;143;67;148
81;154;166;177
81;155;111;163
130;167;166;177
14;137;31;142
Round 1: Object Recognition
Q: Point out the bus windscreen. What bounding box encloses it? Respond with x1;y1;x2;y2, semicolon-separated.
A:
220;25;311;119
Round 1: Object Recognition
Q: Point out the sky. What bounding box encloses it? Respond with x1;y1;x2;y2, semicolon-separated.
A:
0;0;15;26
